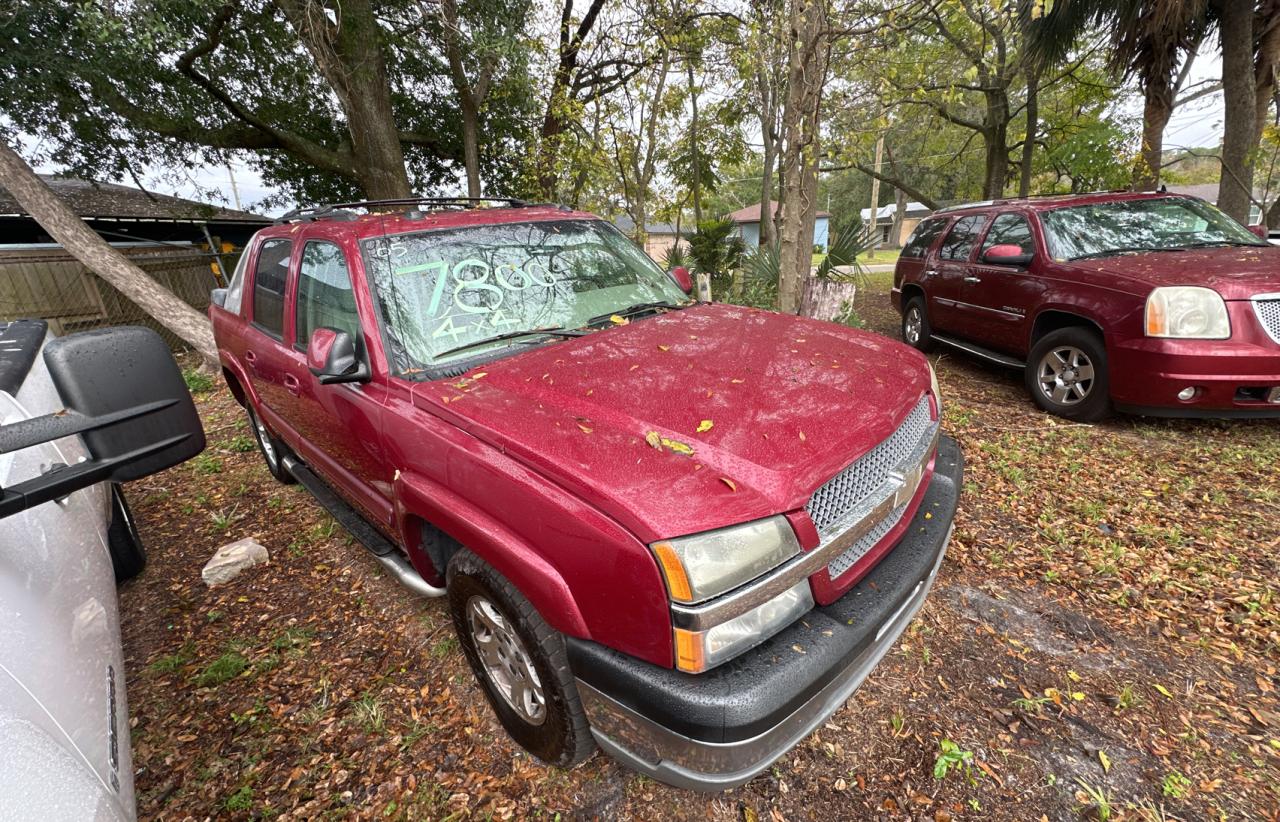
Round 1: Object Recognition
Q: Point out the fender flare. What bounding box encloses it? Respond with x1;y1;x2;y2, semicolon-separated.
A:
218;351;256;409
392;469;590;639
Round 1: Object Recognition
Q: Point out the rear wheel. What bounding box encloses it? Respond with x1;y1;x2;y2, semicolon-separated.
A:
1025;327;1112;421
107;484;146;583
902;296;935;352
247;405;295;484
447;549;594;767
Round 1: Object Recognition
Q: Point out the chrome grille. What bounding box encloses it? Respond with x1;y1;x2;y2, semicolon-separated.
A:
1254;298;1280;344
827;502;909;578
805;394;934;538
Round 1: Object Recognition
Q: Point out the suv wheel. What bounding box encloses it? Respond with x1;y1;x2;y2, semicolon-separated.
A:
447;549;594;768
1025;327;1112;421
247;405;295;484
902;296;934;352
107;484;146;583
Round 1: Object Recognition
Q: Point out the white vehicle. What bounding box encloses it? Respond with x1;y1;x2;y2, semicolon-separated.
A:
0;321;204;821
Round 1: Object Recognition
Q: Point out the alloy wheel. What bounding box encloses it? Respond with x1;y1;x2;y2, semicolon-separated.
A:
466;595;546;726
1036;345;1095;406
252;410;278;469
904;307;923;345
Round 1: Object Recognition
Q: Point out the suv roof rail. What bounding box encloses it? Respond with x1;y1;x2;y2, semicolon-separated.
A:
935;189;1142;214
274;196;531;224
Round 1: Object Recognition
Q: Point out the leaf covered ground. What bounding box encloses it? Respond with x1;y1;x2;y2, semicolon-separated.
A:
122;276;1279;820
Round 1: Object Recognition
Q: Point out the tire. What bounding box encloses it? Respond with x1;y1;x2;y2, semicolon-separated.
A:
1025;327;1112;421
107;484;146;583
247;404;295;484
447;549;595;768
902;296;935;352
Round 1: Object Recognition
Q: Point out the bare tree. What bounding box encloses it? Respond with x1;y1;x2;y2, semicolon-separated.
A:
0;143;218;365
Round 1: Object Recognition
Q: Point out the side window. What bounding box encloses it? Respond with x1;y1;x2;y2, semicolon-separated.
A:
295;241;360;348
938;215;988;261
901;218;948;258
252;239;292;337
981;214;1034;255
223;246;251;315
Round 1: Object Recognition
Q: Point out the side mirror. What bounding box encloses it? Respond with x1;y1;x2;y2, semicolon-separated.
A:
670;265;693;295
982;244;1034;267
0;326;206;517
307;328;369;385
1247;224;1268;239
210;288;228;308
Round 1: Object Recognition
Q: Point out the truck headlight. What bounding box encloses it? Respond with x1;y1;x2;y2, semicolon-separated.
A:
651;516;801;604
1145;286;1230;339
673;579;814;672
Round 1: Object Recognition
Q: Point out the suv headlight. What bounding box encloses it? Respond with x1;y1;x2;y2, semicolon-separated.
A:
651;516;801;604
1145;287;1230;339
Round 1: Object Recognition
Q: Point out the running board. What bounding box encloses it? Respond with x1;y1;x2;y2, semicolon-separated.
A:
932;334;1026;369
282;455;445;598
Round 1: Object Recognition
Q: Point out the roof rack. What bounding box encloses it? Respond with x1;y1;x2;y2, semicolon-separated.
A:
934;189;1136;213
274;196;530;225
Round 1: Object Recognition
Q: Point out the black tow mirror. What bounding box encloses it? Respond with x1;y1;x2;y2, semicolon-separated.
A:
0;326;206;518
307;328;369;385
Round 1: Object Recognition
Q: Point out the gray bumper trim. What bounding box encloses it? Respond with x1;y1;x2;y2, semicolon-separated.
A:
575;524;951;792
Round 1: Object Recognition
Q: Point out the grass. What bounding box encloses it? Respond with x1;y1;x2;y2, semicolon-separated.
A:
195;652;249;687
183;368;217;394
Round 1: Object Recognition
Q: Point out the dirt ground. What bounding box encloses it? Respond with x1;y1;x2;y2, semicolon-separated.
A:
121;277;1280;820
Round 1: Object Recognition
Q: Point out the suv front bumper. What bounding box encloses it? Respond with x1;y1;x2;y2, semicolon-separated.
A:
567;435;963;791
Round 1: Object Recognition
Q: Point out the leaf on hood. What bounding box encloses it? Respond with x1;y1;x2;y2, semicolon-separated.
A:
657;344;670;351
609;315;629;325
645;431;662;449
577;423;593;434
575;417;593;434
662;436;694;456
629;364;640;371
719;476;737;491
697;419;714;433
470;371;488;379
731;378;745;384
799;430;807;441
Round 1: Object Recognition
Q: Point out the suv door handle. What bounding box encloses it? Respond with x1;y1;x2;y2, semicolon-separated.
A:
283;374;301;396
923;269;939;278
244;350;257;364
964;276;982;283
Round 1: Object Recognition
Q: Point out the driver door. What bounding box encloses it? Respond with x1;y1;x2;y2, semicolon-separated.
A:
961;213;1044;354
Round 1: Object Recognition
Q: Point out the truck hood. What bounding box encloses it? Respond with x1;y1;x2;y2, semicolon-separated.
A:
411;303;932;542
1062;245;1280;300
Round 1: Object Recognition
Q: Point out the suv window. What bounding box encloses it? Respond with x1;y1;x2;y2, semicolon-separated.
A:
938;215;987;261
901;218;948;258
252;239;292;337
980;214;1034;255
295;241;359;349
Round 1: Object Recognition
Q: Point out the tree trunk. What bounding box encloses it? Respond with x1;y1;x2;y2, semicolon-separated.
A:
1133;84;1174;190
535;0;607;200
1019;68;1039;198
458;94;483;199
776;0;829;314
439;0;486;199
0;142;218;365
274;0;411;200
890;187;907;248
688;60;702;224
757;68;778;247
1218;0;1258;222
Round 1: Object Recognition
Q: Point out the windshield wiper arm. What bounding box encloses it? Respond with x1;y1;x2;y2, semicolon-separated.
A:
587;301;685;327
434;327;586;360
1180;240;1264;248
1071;246;1166;260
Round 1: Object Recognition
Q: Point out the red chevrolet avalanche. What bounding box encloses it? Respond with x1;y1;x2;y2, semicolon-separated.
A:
209;198;961;790
892;192;1280;420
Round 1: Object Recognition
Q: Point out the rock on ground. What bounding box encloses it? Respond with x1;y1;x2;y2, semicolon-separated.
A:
201;538;269;587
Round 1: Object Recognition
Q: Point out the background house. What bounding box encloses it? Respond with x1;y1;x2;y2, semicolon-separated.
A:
613;214;685;260
0;175;270;345
727;202;830;251
859;201;934;248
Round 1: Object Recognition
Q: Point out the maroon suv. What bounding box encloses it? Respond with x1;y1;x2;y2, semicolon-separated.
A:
892;192;1280;420
209;197;961;790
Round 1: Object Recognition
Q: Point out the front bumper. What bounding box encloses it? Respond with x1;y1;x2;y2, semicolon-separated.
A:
567;435;963;791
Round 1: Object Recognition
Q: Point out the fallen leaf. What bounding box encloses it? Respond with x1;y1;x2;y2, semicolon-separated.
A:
1098;749;1111;773
719;476;737;491
576;423;593;434
799;430;807;441
644;431;661;449
697;419;714;433
731;378;745;383
657;344;670;351
1154;684;1174;699
609;315;628;325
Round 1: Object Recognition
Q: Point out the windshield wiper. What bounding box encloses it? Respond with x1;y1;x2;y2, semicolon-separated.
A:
434;327;587;360
587;301;685;327
1071;246;1167;260
1178;240;1265;249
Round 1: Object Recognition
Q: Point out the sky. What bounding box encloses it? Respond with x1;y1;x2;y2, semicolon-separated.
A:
36;40;1231;218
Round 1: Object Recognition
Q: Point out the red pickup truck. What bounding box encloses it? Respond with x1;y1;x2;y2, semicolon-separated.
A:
892;191;1280;420
209;197;961;790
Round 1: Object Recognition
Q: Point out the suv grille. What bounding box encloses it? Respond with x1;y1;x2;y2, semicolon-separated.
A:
1254;298;1280;344
805;394;934;539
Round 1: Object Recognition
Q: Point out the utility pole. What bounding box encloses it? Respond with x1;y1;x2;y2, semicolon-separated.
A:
866;134;884;260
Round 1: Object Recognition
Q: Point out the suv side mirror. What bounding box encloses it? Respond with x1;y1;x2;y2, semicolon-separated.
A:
0;326;206;517
982;244;1034;267
670;265;693;294
307;328;369;385
1247;224;1269;240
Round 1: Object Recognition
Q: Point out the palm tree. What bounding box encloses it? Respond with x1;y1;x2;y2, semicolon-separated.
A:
1026;0;1213;189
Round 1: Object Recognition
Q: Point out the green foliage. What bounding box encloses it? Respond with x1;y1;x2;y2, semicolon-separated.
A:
195;652;249;687
815;220;871;280
687;218;746;284
661;242;688;271
183;368;216;394
1162;770;1191;799
932;738;976;784
728;242;780;309
224;786;254;812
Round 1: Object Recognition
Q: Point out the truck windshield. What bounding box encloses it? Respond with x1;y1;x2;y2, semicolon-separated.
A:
361;219;687;371
1040;197;1265;261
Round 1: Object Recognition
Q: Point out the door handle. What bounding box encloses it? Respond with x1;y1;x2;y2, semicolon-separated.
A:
283;374;302;396
244;350;257;364
964;276;982;283
923;269;939;278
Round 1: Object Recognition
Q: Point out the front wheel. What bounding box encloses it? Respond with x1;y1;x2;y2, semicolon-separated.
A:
107;484;146;583
1025;327;1112;421
247;405;295;484
447;549;594;768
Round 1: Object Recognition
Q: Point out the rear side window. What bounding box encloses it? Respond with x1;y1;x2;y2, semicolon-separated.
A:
938;215;987;261
901;218;948;258
295;241;360;348
252;239;292;337
981;214;1034;255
